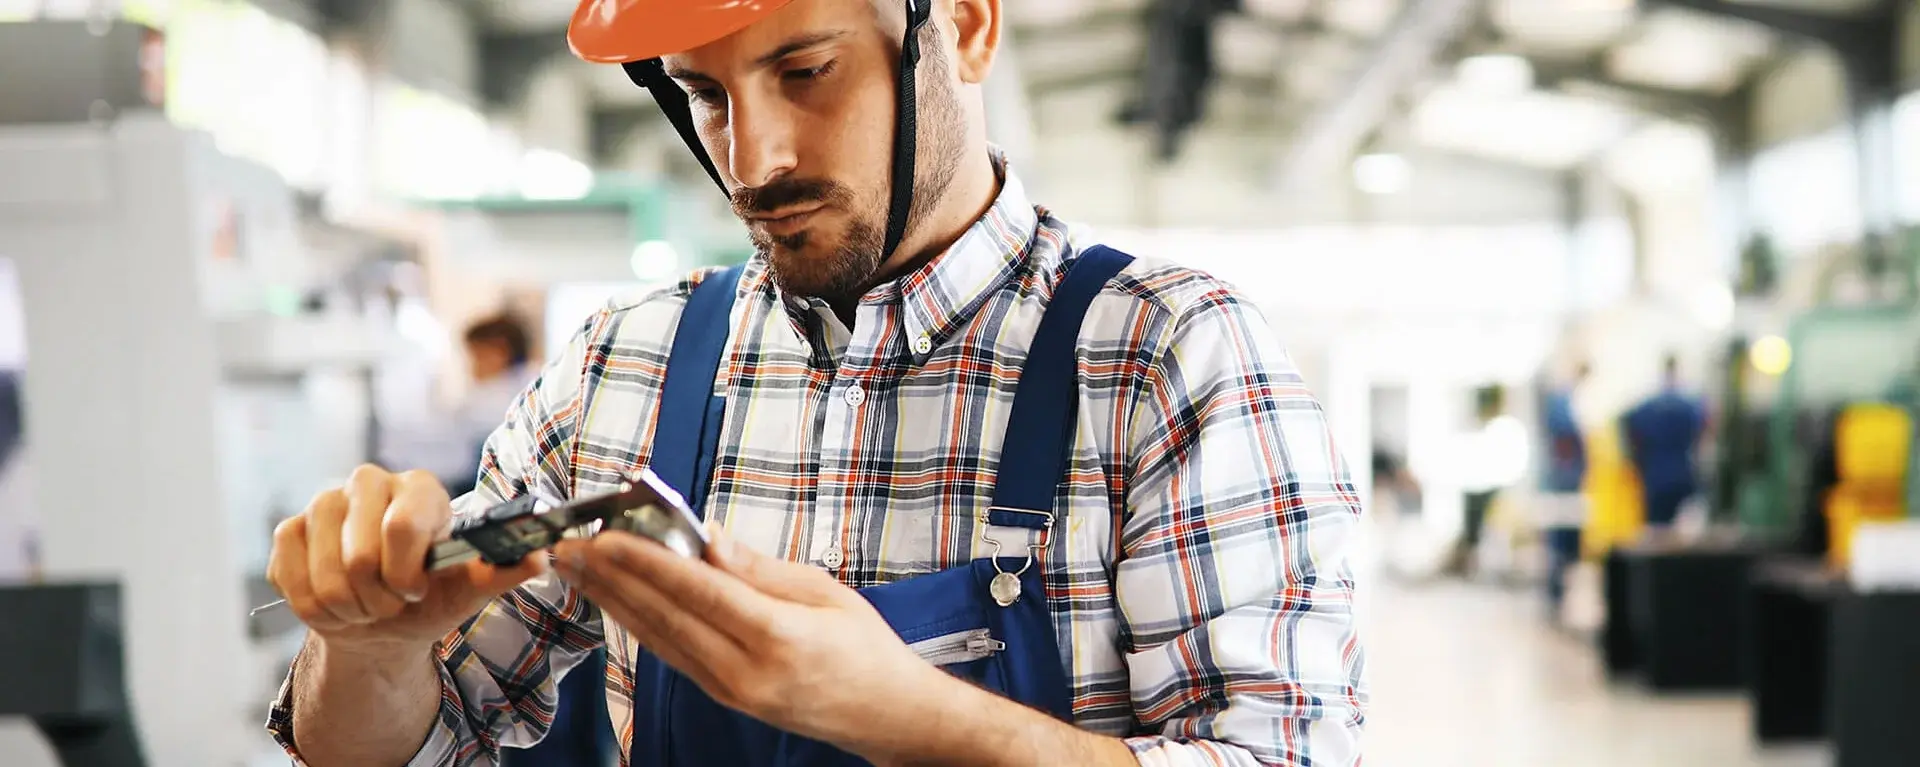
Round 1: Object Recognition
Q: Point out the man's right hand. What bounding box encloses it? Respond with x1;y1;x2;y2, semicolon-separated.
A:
267;465;548;654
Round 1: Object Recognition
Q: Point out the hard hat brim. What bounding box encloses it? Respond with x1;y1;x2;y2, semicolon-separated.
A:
569;0;800;64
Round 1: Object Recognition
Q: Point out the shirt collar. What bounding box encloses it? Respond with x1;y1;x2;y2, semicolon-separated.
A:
863;150;1038;357
748;148;1041;354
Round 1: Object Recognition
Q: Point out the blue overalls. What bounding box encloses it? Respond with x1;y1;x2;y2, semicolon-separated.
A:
627;246;1133;766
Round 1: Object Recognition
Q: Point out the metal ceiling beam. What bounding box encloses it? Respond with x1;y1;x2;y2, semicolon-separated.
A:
478;30;572;108
1028;66;1277;97
1640;0;1900;95
1010;6;1305;39
1531;56;1754;153
1644;0;1907;288
591;104;661;166
1269;0;1482;192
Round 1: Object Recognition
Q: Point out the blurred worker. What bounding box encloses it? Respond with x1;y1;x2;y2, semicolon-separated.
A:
1538;363;1590;620
0;368;34;581
1447;385;1529;577
259;2;1366;766
1371;446;1422;517
378;314;540;496
1622;354;1709;536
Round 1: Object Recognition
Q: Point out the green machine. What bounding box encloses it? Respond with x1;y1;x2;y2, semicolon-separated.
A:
1753;306;1920;542
418;173;753;276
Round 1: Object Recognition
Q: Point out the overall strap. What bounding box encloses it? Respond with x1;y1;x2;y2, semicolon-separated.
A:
648;265;747;506
988;245;1134;525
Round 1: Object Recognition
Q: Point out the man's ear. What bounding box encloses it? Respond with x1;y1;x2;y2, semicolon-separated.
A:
945;0;1000;84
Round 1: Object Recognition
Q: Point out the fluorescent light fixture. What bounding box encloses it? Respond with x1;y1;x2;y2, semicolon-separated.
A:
1410;85;1637;169
1607;8;1773;94
1489;0;1637;50
518;148;594;201
1352;153;1413;195
629;240;681;281
1456;54;1534;97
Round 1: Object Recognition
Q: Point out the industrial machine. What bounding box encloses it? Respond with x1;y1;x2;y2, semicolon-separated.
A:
0;19;395;767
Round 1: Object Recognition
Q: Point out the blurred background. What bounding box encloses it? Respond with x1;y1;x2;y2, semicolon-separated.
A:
1;0;1918;765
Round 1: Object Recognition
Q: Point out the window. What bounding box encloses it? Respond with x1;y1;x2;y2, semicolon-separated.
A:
1747;127;1864;256
163;0;329;189
370;82;512;200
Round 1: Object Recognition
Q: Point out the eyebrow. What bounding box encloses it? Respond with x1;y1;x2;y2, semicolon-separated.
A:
663;30;851;82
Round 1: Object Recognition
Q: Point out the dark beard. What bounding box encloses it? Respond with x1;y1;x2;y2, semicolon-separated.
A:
734;27;967;304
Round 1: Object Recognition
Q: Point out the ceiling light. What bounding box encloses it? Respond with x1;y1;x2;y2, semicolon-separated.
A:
1456;54;1535;97
1353;153;1412;195
1410;86;1637;169
518;148;594;201
629;240;680;282
1750;335;1792;377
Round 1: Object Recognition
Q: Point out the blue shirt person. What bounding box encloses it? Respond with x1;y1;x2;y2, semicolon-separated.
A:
1622;356;1710;528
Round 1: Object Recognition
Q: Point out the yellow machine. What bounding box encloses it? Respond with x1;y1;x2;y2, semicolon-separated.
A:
1582;421;1645;559
1825;402;1912;568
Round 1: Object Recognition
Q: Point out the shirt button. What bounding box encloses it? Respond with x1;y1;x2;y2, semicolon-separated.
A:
821;546;845;569
844;383;866;407
912;334;933;355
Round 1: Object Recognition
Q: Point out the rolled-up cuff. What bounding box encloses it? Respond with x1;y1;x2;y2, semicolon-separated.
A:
1125;735;1263;767
264;649;475;767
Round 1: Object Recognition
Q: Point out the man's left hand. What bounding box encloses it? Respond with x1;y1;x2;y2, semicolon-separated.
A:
551;526;958;757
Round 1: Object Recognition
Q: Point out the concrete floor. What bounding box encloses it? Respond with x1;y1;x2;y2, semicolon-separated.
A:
1357;575;1829;767
1;546;1835;766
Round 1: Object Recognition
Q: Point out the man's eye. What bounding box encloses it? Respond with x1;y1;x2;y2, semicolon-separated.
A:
783;60;838;83
689;87;724;105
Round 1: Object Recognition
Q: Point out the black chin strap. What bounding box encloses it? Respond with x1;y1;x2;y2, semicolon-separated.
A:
623;0;932;260
622;58;726;192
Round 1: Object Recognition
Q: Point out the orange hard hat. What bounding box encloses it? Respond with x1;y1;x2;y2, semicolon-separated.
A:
568;0;801;64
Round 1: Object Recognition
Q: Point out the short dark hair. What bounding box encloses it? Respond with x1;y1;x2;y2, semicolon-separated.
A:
464;315;532;366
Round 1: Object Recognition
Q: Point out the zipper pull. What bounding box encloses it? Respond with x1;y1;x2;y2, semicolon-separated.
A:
967;635;1007;656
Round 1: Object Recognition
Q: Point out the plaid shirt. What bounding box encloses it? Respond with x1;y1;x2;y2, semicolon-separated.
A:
268;161;1368;766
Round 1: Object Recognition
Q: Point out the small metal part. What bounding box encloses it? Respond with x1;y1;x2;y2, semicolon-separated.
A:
989;572;1022;607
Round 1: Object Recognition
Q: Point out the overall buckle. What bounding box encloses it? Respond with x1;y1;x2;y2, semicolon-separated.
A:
977;506;1053;607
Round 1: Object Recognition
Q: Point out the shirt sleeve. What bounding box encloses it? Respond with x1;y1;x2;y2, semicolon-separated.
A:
1118;288;1368;767
265;314;612;767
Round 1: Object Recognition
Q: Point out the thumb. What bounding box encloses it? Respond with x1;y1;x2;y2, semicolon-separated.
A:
707;525;843;605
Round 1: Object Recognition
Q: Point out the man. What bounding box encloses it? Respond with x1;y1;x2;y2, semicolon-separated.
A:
1538;363;1590;621
1446;385;1526;578
1622;354;1709;534
379;314;539;497
263;2;1366;765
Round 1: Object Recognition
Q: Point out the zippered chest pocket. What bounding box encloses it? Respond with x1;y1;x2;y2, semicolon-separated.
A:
907;628;1006;667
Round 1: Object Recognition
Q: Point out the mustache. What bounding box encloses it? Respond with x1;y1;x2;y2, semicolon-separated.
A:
731;178;854;218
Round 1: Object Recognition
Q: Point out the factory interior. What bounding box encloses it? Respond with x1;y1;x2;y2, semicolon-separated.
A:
2;0;1920;765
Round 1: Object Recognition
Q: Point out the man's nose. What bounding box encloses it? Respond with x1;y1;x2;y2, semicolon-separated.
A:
727;98;798;190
